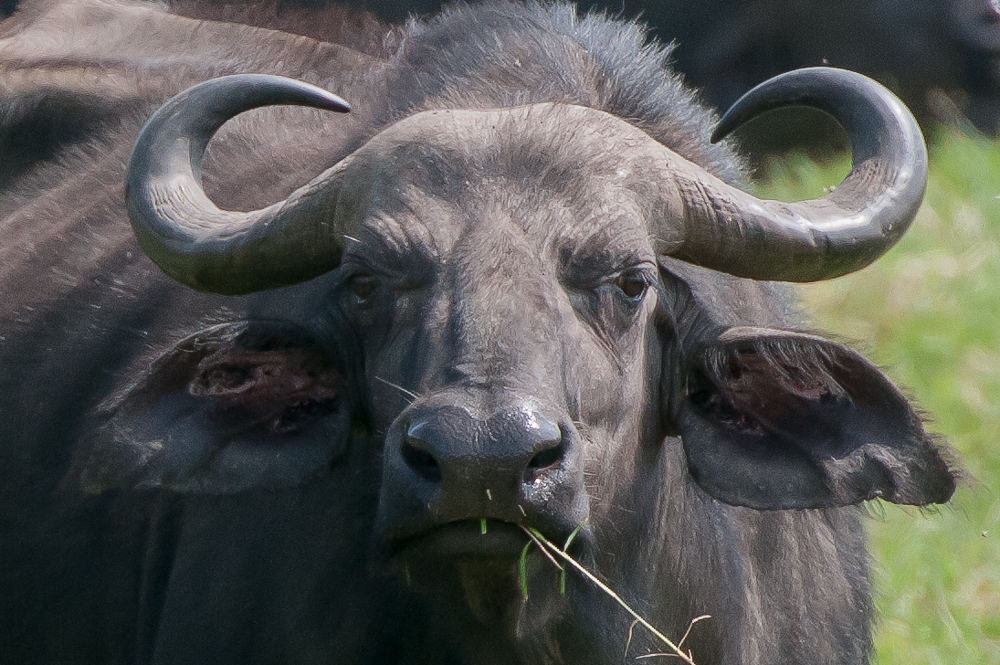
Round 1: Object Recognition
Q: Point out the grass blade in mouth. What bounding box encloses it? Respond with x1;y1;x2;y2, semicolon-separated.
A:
559;521;585;594
519;541;532;600
521;526;706;665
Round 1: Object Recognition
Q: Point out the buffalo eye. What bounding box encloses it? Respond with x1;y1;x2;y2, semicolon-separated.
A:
349;274;379;305
562;262;655;334
613;272;648;300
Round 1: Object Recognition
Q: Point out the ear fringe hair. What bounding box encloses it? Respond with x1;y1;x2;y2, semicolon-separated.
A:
699;333;848;400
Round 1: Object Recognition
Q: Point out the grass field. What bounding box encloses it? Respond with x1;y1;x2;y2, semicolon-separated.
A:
758;128;1000;665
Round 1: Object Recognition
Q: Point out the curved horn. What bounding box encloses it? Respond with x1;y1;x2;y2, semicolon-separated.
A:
664;67;927;282
126;74;352;295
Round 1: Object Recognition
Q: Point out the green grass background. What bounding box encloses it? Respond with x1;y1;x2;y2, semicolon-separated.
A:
758;129;1000;664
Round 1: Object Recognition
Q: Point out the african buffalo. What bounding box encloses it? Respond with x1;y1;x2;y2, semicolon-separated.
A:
0;1;956;664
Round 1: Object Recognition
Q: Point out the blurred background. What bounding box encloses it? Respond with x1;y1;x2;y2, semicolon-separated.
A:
6;0;1000;135
319;0;1000;139
2;0;997;662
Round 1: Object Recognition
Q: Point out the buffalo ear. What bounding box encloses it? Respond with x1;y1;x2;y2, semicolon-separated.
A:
677;326;957;509
79;320;353;494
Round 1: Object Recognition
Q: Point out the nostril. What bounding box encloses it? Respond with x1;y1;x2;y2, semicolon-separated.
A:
527;440;564;472
401;441;442;482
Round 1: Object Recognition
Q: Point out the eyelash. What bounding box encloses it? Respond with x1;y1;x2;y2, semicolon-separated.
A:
348;275;378;305
612;272;650;300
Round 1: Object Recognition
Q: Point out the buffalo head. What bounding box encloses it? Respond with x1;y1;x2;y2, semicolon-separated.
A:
84;68;954;621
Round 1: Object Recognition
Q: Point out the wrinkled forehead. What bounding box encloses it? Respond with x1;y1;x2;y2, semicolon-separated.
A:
346;104;659;261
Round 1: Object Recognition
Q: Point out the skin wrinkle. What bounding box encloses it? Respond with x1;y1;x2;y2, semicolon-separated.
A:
351;209;438;281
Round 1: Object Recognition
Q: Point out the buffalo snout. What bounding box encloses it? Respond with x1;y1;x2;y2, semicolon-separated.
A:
376;397;589;561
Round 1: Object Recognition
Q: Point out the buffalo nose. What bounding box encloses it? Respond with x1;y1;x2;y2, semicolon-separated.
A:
379;402;588;543
400;405;565;488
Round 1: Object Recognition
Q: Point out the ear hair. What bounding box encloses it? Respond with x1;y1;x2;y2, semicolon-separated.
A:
698;328;848;422
677;326;958;509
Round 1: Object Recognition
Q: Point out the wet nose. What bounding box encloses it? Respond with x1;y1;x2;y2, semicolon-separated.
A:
378;401;589;547
400;405;565;488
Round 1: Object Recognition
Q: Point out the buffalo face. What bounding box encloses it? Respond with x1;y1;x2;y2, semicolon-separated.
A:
332;110;668;567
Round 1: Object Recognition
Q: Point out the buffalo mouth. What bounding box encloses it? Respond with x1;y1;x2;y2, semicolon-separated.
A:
391;519;530;561
390;519;578;621
385;517;593;618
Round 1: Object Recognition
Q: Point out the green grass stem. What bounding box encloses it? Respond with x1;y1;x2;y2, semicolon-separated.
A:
519;541;531;601
523;526;702;665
